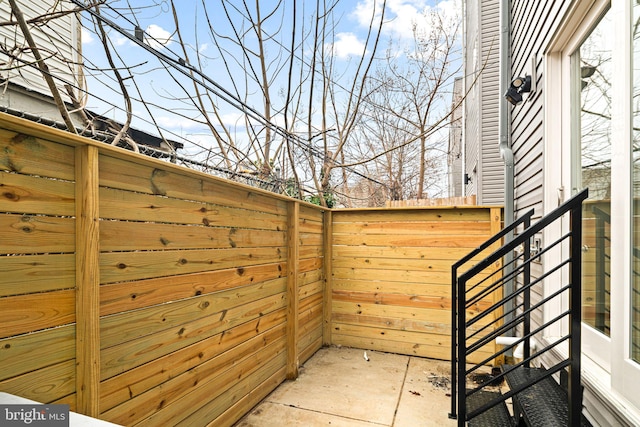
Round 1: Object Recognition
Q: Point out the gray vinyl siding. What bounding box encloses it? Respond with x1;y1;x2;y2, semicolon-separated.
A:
478;0;502;205
0;1;81;103
508;0;572;370
464;0;503;205
464;0;480;198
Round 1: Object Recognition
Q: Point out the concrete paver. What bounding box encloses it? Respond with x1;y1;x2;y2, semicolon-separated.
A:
234;346;457;426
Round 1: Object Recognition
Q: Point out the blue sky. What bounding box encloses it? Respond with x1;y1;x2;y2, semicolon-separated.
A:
80;0;461;164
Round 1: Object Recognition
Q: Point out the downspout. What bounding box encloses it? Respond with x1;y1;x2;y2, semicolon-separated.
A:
499;0;515;330
461;0;467;197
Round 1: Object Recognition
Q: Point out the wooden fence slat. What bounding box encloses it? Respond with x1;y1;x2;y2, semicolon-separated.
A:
286;201;299;379
0;214;74;254
100;262;285;316
0;290;75;338
0;172;75;216
0;253;75;297
75;144;101;417
0;128;75;180
99;246;285;284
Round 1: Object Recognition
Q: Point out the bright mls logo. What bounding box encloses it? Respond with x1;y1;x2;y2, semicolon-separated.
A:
1;404;69;426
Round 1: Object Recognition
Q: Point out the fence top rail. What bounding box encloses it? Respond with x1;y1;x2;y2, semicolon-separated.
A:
453;208;534;270
458;189;589;284
0;112;330;211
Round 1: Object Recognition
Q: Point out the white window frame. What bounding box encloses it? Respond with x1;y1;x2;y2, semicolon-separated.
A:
544;0;640;414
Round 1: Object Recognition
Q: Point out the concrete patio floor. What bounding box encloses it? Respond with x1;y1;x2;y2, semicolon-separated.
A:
234;346;458;426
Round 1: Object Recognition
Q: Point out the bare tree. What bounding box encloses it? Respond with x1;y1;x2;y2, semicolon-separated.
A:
352;7;461;201
0;0;463;206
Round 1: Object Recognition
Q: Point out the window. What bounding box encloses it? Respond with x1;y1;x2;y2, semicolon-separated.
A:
632;0;640;363
572;9;612;338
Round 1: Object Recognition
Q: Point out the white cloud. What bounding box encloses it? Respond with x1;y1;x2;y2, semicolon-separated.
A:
113;34;129;47
329;32;367;59
145;24;173;50
199;43;209;53
351;0;460;41
81;27;94;45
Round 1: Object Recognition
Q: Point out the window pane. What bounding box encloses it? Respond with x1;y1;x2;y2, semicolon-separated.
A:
632;0;640;363
575;10;612;337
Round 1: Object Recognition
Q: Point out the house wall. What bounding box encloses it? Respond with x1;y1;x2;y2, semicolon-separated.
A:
464;0;503;205
478;0;503;206
464;0;480;198
0;1;82;109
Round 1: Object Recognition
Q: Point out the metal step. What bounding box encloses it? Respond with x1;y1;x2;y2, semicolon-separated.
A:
466;389;515;427
502;365;568;427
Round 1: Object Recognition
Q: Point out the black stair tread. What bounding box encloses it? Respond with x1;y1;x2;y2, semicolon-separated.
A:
466;389;515;427
502;365;568;427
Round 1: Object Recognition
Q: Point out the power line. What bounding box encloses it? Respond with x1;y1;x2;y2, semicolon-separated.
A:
69;0;388;189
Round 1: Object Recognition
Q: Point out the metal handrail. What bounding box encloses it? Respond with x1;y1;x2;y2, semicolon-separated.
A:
450;188;588;426
449;208;534;419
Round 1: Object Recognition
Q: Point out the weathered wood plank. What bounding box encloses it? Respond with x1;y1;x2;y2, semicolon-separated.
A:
299;257;323;273
286;201;299;380
332;278;450;297
0;325;75;381
332;220;492;235
98;154;289;216
0;359;75;404
0;128;75;179
100;278;286;349
331;289;468;311
331;300;493;328
100;247;285;284
323;210;333;345
331;311;450;335
332;256;467;273
100;328;286;425
300;267;323;284
211;366;286;427
0;172;75;216
75;144;101;417
99;187;287;230
0;253;75;296
332;266;490;286
100;220;286;252
332;324;495;363
129;340;286;427
100;262;285;316
332;208;491;223
173;348;287;427
100;292;286;380
100;310;286;412
299;278;323;299
0;215;74;254
0;290;75;338
332;233;490;248
332;245;484;261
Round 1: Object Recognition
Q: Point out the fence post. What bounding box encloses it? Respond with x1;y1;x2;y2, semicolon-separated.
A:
322;210;333;346
75;145;100;417
286;201;300;379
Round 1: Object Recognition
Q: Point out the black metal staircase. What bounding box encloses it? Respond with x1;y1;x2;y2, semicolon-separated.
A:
449;189;589;427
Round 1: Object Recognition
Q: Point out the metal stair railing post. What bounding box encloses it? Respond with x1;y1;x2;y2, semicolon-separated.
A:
449;209;534;420
523;215;532;366
569;199;583;427
449;189;588;425
457;273;467;427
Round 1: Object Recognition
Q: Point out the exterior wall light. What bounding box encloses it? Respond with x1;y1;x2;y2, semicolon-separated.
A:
504;75;532;106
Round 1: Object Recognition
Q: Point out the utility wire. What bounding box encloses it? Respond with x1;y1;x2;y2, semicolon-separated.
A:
69;0;388;188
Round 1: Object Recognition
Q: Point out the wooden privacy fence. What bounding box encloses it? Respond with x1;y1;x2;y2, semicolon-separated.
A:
0;113;502;426
328;206;503;363
0;113;325;426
